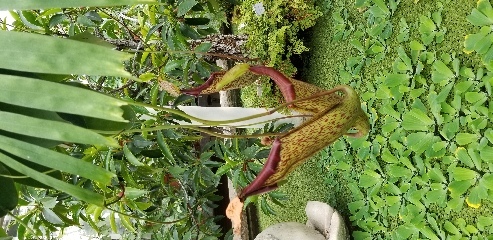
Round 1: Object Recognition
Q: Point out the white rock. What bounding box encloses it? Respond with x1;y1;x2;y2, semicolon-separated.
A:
305;201;349;240
255;222;325;240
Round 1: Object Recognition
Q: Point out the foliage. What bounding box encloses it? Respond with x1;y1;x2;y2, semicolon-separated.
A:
234;0;322;75
257;0;493;239
0;0;241;239
213;123;293;215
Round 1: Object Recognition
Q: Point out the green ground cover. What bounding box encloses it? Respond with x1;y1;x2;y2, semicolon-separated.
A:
244;0;493;239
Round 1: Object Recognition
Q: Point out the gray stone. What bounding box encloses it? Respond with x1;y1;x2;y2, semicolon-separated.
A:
305;201;349;240
254;201;349;240
255;222;325;240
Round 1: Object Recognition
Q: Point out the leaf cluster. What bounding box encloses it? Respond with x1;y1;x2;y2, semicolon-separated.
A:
308;0;493;239
235;0;322;74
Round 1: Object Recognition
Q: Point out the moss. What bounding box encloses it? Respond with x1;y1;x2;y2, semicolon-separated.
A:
257;156;332;228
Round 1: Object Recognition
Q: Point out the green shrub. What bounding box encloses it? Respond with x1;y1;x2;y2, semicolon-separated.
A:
236;0;322;74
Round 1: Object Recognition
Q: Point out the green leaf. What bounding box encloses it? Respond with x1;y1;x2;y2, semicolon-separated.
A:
478;216;493;230
447;197;464;212
0;111;119;147
355;0;366;8
432;141;447;152
443;221;461;235
448;180;475;198
387;164;412;178
428;168;446;183
215;164;232;176
385;74;409;87
138;72;156;82
406;132;435;155
18;11;43;31
480;146;493;162
432;60;455;83
1;74;127;122
465;92;486;103
419;15;436;35
455;81;474;93
467;8;493;26
451;167;478;181
0;0;159;10
455;147;475;168
425;189;447;205
157;131;175;164
76;14;96;27
177;0;198;17
0;135;115;184
477;0;493;19
440;118;460;140
456;133;479;145
125;187;148;200
395;224;417;239
123;144;145;167
480;174;493;189
402;108;434;131
0;31;136;79
359;174;381;188
466;186;483;208
0;151;105;206
397;47;412;69
194;42;212;53
381;148;398;163
49;14;68;28
42;208;64;225
464;27;490;54
168;166;186;178
410;40;425;51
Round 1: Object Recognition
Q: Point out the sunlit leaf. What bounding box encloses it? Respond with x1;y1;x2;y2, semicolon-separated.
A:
406;132;435;155
0;31;136;80
480;146;493;162
448;180;475;198
387;164;412;178
443;221;461;235
385;74;409;87
402;108;434;131
466;186;483;208
1;74;127;122
456;133;479;145
428;168;446;183
395;224;417;239
467;8;493;26
465;92;486;103
451;167;478;181
455;147;475;168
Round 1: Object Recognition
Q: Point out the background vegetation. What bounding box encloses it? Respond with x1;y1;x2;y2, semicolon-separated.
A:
3;0;493;239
